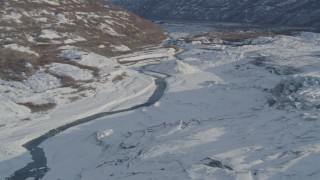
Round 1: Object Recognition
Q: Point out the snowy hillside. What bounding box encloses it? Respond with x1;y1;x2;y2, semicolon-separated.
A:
0;0;166;124
0;1;174;178
108;0;320;27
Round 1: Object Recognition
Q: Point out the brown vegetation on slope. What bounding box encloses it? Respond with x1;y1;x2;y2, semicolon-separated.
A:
0;0;165;81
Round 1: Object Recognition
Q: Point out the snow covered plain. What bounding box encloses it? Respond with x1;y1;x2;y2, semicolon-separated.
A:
3;22;320;179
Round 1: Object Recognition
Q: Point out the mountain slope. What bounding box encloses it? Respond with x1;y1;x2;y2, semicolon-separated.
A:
0;0;170;130
108;0;320;27
0;0;165;81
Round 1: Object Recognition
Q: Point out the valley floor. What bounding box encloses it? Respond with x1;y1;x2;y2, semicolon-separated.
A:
2;22;320;180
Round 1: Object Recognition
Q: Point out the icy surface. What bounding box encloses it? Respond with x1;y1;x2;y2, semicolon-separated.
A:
23;72;61;93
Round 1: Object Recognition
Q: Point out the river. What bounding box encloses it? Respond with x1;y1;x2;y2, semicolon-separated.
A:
6;68;168;180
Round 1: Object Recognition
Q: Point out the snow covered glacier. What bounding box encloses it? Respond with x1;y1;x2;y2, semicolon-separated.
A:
28;22;320;180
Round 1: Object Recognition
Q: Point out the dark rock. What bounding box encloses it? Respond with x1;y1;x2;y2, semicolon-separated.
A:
201;158;233;170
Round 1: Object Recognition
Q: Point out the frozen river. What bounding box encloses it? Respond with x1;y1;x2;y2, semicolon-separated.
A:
4;21;320;180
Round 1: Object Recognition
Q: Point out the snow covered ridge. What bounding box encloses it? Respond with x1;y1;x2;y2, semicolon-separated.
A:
108;0;320;27
0;0;165;81
0;0;166;116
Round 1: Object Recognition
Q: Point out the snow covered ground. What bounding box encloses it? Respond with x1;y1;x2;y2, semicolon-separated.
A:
2;22;320;179
0;44;174;179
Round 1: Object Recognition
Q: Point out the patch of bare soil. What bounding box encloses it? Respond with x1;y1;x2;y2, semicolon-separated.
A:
19;102;57;113
112;72;128;83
